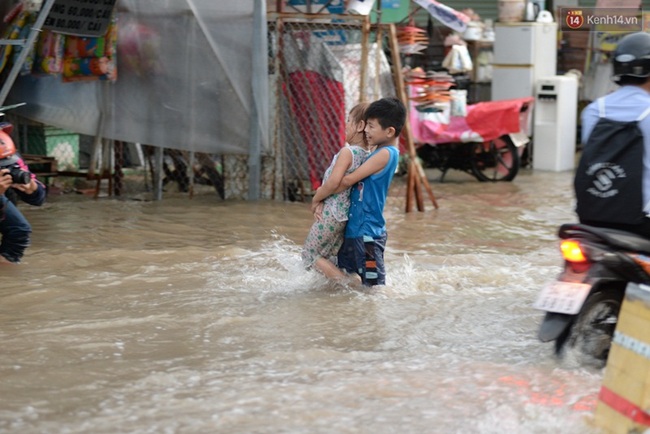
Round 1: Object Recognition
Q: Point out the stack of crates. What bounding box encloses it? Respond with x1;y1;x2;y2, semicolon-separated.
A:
595;282;650;433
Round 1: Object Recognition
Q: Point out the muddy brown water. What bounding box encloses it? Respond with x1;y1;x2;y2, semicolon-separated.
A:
0;168;604;433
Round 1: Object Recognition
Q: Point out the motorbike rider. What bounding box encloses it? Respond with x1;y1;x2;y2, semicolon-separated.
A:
0;127;46;264
577;32;650;238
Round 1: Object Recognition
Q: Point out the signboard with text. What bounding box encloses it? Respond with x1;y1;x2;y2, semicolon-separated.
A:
43;0;117;37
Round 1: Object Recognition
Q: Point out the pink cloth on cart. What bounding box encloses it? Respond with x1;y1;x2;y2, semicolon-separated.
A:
410;97;534;145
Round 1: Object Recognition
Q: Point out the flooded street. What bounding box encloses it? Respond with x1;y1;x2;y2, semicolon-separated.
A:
0;167;605;433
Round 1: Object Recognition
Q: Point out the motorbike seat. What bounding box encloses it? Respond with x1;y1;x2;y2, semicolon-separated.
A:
559;223;650;254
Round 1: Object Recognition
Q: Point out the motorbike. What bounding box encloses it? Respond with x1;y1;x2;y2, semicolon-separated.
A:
415;134;521;182
534;223;650;367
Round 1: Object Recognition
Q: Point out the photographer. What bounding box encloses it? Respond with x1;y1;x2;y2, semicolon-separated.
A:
0;139;46;264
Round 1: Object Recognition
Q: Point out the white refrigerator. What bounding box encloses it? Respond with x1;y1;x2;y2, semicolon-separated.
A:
491;22;557;101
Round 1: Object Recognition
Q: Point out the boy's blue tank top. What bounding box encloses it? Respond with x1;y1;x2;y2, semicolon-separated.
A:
345;145;399;238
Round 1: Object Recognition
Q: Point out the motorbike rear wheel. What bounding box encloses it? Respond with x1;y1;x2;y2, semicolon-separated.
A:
555;287;624;368
470;135;520;182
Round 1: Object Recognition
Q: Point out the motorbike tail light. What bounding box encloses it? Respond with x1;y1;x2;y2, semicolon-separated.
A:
560;240;587;263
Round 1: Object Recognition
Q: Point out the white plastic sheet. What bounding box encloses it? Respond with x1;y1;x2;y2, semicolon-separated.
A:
411;0;470;33
8;0;269;155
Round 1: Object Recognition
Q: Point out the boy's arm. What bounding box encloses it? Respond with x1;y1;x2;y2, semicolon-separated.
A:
311;148;353;208
332;147;391;193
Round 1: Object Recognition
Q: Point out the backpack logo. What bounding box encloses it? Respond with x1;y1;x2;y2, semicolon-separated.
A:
574;99;647;225
585;162;626;198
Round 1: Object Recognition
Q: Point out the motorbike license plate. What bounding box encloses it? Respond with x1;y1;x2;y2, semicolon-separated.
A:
533;281;591;315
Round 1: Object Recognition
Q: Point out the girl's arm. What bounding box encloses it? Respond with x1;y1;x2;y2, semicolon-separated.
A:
311;148;353;209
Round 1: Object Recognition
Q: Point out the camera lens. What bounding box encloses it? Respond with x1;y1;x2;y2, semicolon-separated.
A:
14;171;31;184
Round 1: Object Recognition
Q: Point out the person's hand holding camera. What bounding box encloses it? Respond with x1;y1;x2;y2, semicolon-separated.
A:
0;168;38;195
11;177;38;194
0;169;12;195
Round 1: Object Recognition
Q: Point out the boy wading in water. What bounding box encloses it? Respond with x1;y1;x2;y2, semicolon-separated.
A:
310;97;405;287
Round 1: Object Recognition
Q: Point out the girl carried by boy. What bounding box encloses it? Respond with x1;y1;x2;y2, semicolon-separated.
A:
302;97;406;287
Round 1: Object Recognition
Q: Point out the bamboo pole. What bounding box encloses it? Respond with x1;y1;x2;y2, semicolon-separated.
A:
386;23;438;212
406;160;415;212
360;16;370;103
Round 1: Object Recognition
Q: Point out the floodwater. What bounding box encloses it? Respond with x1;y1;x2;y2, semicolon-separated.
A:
0;168;606;434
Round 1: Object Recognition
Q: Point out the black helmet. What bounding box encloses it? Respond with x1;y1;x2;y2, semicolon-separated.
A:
613;32;650;82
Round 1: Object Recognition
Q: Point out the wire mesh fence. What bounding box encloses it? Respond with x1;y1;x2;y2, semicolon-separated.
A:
269;16;396;201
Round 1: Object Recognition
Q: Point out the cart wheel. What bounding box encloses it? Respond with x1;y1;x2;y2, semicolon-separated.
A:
470;135;520;182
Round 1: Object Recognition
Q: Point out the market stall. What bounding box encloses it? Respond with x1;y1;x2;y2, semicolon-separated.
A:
0;0;269;200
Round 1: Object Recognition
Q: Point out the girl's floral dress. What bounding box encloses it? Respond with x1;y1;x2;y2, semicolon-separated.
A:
302;144;368;267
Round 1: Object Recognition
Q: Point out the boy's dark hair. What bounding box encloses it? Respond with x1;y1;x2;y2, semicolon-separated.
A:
365;97;406;137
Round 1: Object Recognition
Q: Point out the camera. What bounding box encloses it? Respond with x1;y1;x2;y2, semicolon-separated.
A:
0;162;31;184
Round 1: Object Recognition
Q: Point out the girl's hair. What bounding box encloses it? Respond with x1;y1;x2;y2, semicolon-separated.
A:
348;102;370;147
349;102;370;124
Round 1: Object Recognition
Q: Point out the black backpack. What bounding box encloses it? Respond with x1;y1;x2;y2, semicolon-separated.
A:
574;98;650;225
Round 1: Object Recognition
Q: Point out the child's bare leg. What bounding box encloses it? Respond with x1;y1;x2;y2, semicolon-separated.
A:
314;257;346;281
314;257;362;286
